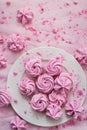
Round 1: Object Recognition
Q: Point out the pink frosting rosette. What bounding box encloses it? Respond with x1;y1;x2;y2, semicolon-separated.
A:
54;72;73;91
36;74;54;93
74;47;87;66
10;116;26;130
0;89;11;107
0;54;7;68
25;59;43;77
45;57;62;76
46;103;63;120
7;34;25;52
17;7;34;25
30;93;48;112
49;90;68;106
65;100;84;119
19;78;35;96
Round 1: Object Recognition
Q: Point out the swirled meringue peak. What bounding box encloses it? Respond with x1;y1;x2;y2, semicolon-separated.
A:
25;59;43;77
74;46;87;66
19;78;36;96
46;103;63;120
10;116;26;130
65;100;84;119
36;74;54;93
0;54;7;68
17;7;34;25
0;89;11;107
49;90;68;106
54;72;73;91
30;93;48;112
45;57;63;76
7;34;25;52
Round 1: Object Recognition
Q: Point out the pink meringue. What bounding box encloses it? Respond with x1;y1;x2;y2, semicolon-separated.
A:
45;57;62;76
10;116;26;130
25;59;43;77
17;7;34;25
49;90;67;106
0;54;7;68
36;74;54;93
19;78;35;96
74;47;87;66
65;100;84;119
7;34;25;52
46;103;63;120
54;72;73;91
0;35;4;44
30;93;48;112
0;89;11;107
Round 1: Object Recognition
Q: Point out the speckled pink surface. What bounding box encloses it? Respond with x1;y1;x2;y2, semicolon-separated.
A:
0;0;87;130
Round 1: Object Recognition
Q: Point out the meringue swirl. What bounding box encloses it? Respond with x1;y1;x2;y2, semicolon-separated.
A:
25;59;43;77
45;57;62;76
65;100;84;119
74;47;87;66
54;72;73;91
10;116;26;130
19;78;35;96
7;34;25;52
0;89;11;107
49;90;67;106
46;103;63;120
36;74;54;93
17;7;34;25
30;93;48;112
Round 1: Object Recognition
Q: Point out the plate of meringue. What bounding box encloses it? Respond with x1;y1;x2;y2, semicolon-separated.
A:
7;47;86;127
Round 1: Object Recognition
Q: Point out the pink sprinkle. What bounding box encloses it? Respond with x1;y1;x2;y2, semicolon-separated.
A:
73;1;78;5
82;9;87;15
0;20;5;24
77;90;83;96
14;99;18;104
0;35;4;44
2;16;7;20
13;72;18;76
6;1;11;6
1;11;4;14
24;110;27;114
36;52;42;56
52;28;58;34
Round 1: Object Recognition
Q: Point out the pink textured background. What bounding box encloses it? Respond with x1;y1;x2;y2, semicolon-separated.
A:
0;0;87;130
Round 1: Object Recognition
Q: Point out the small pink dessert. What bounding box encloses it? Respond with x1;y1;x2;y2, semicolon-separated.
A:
25;59;43;77
0;89;11;107
46;103;63;120
7;34;25;52
36;74;54;93
54;72;73;91
19;78;35;96
0;35;4;44
10;116;26;130
0;54;7;68
49;90;67;106
30;93;48;112
45;57;62;76
17;7;34;25
74;47;87;66
65;100;84;119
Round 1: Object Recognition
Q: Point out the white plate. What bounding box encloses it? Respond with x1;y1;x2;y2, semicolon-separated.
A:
7;47;87;127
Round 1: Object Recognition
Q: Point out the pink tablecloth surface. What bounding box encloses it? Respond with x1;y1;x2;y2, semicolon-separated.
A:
0;0;87;130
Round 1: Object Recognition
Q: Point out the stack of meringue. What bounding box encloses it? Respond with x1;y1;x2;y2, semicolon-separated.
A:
18;57;83;120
